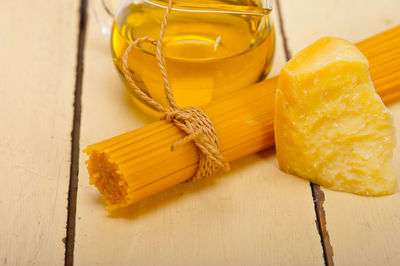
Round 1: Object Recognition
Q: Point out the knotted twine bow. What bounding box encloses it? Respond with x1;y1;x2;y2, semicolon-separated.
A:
122;0;230;182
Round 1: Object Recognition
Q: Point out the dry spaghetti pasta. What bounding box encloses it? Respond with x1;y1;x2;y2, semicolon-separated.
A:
85;26;400;211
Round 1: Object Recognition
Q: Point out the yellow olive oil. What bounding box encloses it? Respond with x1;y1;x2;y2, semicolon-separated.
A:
111;0;275;110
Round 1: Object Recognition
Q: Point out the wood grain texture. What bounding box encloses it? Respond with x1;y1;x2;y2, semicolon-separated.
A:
279;0;400;265
74;1;324;265
0;0;80;265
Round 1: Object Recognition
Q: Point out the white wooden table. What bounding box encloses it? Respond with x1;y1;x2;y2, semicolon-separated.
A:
1;0;400;265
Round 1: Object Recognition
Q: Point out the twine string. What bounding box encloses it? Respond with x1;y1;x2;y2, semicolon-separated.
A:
122;0;229;181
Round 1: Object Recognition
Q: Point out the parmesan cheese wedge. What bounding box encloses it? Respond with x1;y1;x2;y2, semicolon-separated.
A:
274;37;397;196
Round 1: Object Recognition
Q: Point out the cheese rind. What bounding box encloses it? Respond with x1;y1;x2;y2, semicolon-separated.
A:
274;37;397;196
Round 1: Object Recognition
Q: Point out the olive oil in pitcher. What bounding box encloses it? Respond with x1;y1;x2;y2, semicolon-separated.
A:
111;0;275;110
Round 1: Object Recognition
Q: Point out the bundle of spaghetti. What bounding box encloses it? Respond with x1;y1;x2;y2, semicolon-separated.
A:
85;26;400;211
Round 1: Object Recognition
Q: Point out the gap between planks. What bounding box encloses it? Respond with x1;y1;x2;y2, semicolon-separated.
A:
275;1;334;265
311;184;335;266
65;0;88;265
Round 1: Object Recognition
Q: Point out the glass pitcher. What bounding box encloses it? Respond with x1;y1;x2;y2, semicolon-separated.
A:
95;0;275;113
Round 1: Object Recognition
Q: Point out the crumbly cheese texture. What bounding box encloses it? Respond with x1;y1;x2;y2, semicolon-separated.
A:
274;37;397;196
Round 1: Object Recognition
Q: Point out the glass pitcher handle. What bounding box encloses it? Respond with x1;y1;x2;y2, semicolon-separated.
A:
92;0;117;36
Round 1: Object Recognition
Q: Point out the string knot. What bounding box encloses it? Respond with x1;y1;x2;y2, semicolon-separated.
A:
121;0;230;182
160;110;179;122
164;106;230;181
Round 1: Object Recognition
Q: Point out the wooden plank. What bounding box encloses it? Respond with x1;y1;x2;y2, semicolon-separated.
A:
0;0;80;265
279;0;400;265
74;1;324;265
279;0;400;59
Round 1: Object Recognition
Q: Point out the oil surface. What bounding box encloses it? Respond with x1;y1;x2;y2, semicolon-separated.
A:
112;0;275;108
